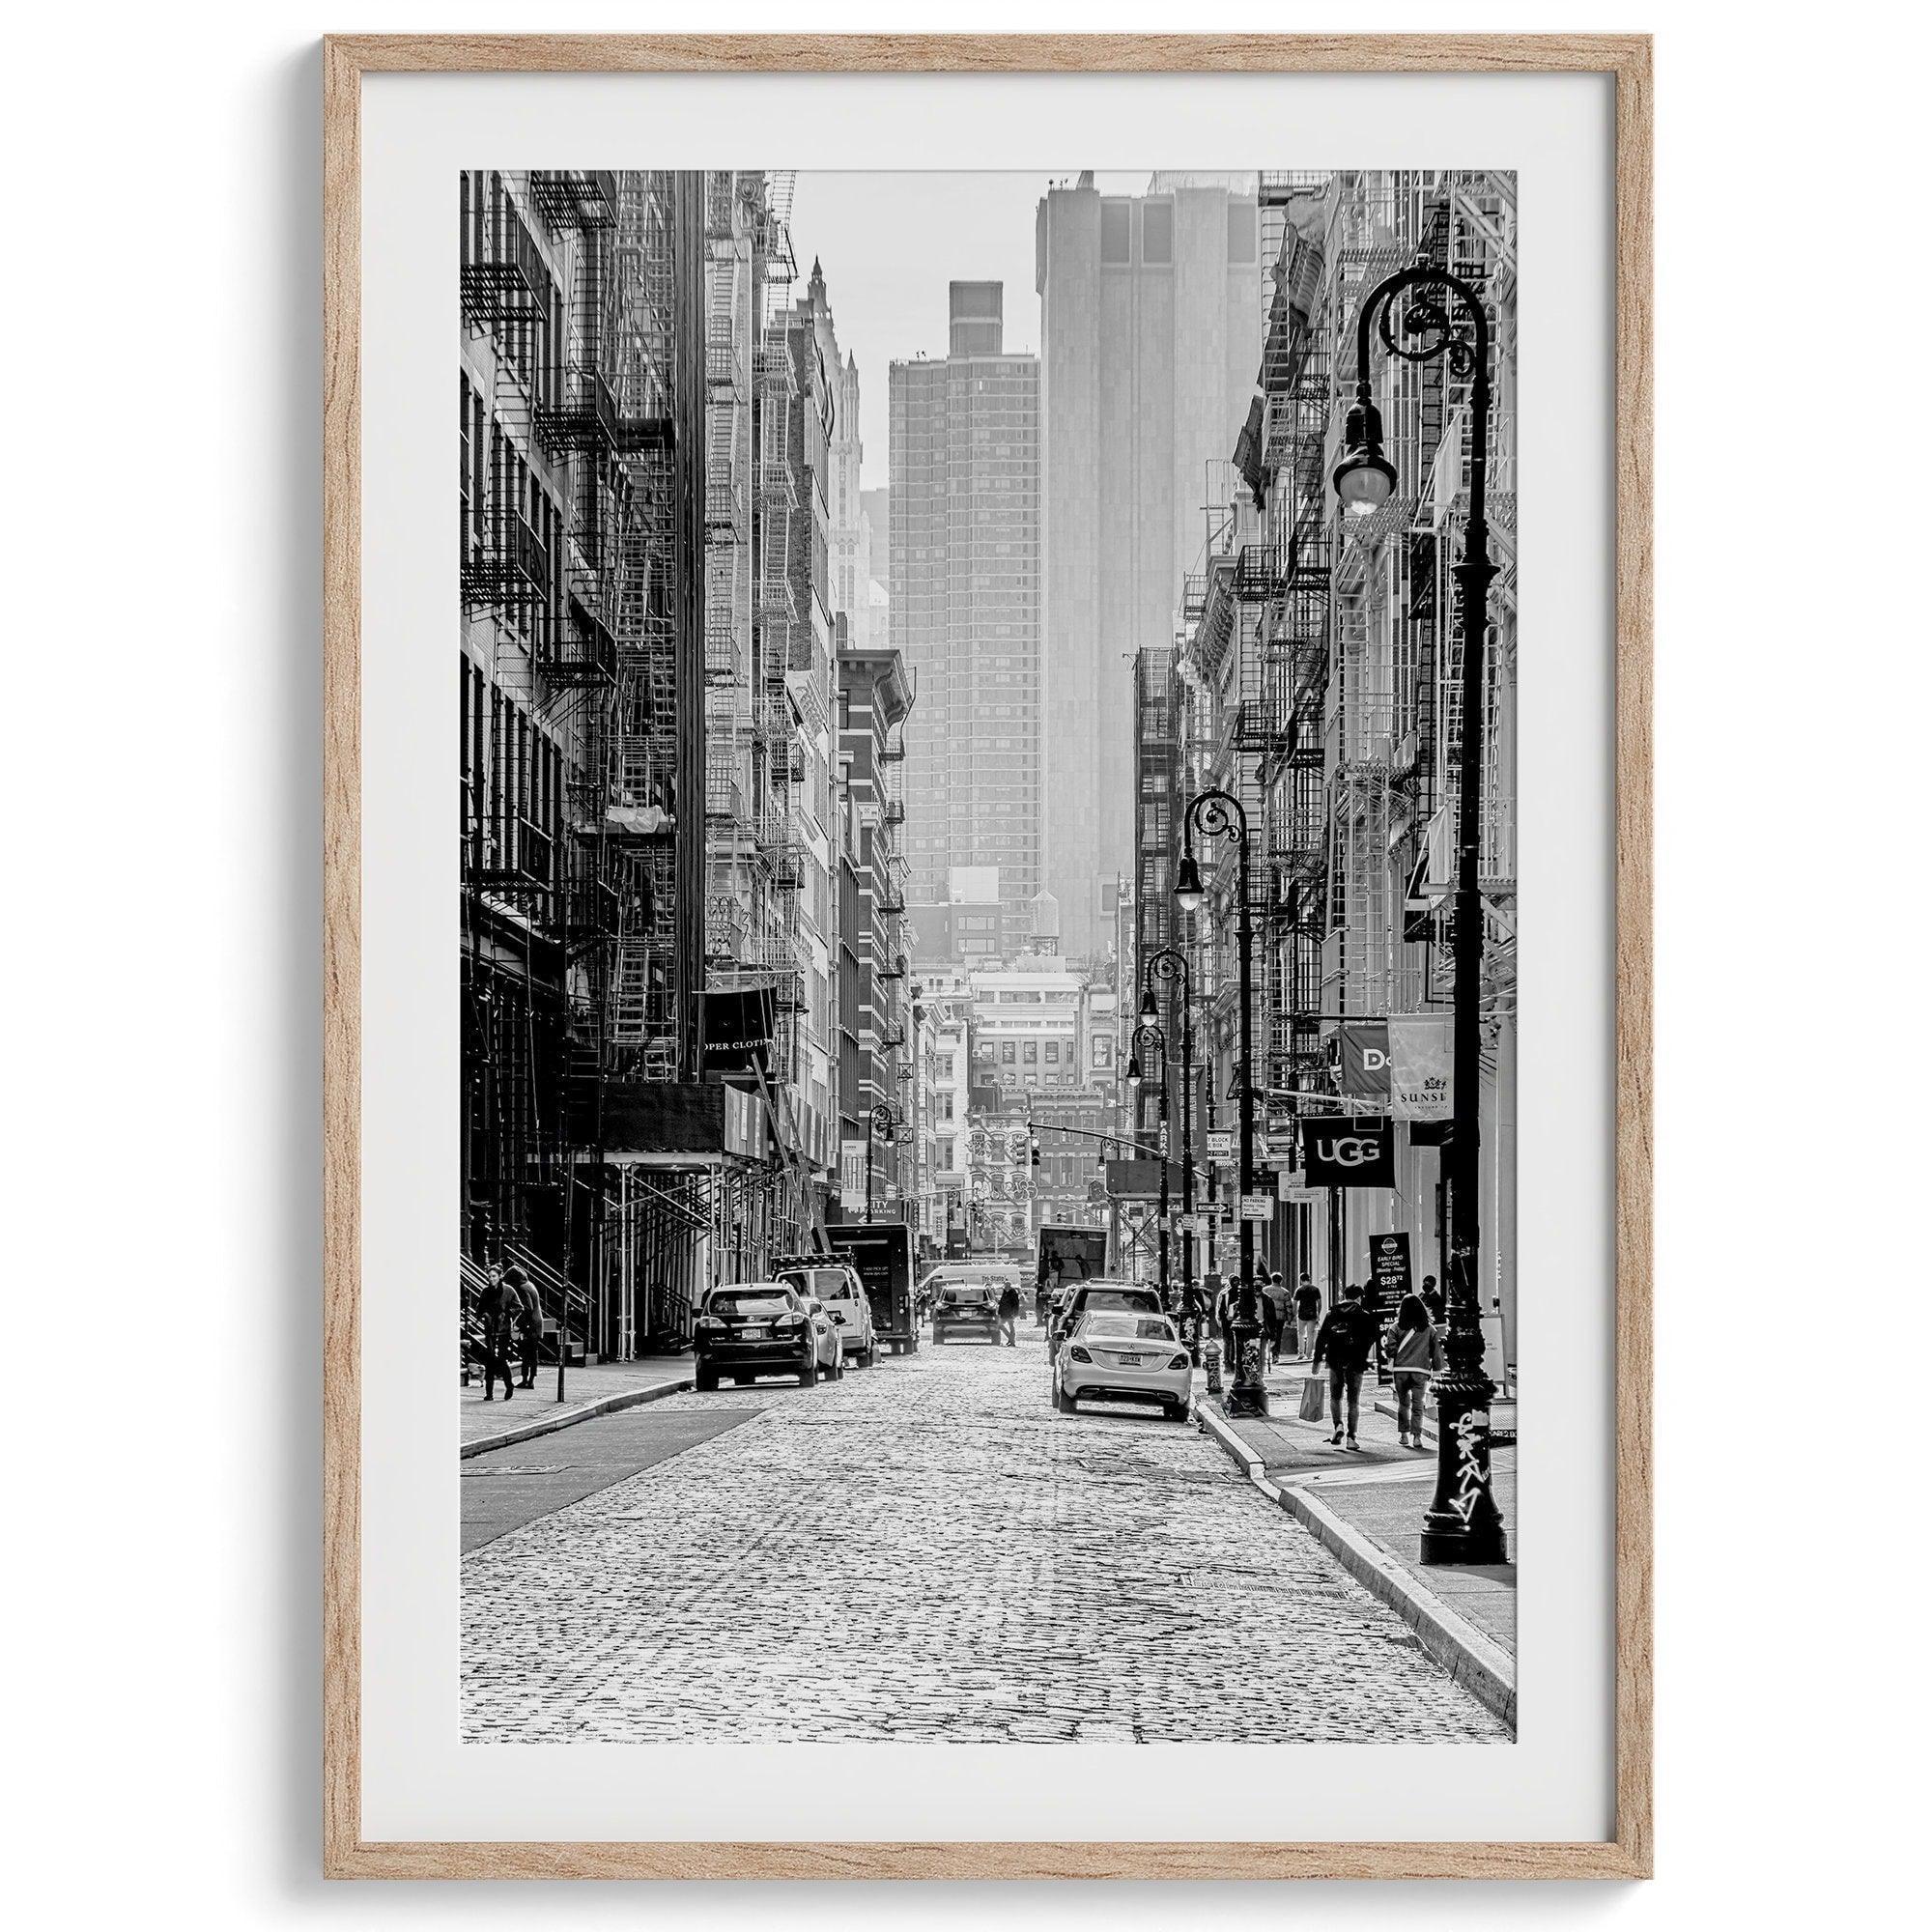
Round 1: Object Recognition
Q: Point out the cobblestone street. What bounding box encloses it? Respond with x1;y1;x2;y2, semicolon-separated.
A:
461;1329;1508;1743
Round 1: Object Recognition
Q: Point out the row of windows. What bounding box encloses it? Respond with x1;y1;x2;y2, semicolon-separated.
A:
460;652;564;878
1094;196;1257;268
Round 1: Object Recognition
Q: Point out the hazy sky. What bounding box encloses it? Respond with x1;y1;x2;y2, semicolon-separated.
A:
786;172;1151;494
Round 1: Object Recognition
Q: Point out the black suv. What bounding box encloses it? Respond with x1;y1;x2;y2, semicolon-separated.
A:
694;1282;841;1389
931;1282;1002;1346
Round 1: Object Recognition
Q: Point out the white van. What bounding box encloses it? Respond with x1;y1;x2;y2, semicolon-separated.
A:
776;1258;877;1367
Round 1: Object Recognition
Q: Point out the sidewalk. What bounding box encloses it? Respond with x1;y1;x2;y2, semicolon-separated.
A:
1197;1350;1518;1727
460;1354;695;1457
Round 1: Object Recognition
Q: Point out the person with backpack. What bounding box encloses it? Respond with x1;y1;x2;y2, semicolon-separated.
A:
1388;1291;1445;1448
1293;1274;1322;1358
997;1280;1021;1348
1310;1282;1383;1449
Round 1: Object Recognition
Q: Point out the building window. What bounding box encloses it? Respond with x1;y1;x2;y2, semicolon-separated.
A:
1023;1042;1038;1065
1142;200;1174;265
1045;1041;1060;1064
1228;201;1256;264
1101;200;1131;264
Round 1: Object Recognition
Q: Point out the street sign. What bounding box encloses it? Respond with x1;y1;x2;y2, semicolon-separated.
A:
1206;1129;1233;1159
1240;1194;1273;1221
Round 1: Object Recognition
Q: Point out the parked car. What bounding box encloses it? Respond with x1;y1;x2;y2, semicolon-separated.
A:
931;1281;1003;1346
774;1256;877;1366
1054;1310;1192;1420
1047;1279;1166;1355
694;1282;842;1390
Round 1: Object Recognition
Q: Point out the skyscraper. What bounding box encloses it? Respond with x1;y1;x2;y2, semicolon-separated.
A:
1037;173;1263;958
889;282;1042;955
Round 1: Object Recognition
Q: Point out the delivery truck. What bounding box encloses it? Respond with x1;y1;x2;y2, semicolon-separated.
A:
822;1221;919;1355
1035;1225;1109;1323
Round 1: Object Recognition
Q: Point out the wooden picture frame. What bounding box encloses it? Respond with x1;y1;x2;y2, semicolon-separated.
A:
323;31;1652;1881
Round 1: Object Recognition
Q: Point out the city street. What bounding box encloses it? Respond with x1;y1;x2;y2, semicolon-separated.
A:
462;1325;1507;1744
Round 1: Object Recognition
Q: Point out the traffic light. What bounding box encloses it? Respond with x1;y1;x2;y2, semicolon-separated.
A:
1030;1140;1041;1168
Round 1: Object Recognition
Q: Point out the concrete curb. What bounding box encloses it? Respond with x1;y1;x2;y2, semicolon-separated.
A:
1196;1403;1517;1730
1367;1398;1518;1449
460;1374;695;1460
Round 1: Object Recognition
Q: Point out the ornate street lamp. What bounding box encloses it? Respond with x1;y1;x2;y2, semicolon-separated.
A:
1128;1020;1168;1297
1178;789;1265;1418
864;1100;898;1227
1142;947;1195;1321
1332;254;1506;1566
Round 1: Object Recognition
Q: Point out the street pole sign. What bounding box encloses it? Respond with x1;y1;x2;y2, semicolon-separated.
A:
1207;1128;1233;1159
1240;1194;1273;1221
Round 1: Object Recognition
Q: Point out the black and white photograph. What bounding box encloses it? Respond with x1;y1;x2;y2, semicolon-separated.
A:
457;166;1520;1747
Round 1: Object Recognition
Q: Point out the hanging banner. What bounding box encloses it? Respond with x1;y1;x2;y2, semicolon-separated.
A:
1388;1015;1453;1121
1301;1114;1396;1189
1337;1020;1392;1101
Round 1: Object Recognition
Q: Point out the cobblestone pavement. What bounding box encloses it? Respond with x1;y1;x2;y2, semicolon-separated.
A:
461;1329;1509;1743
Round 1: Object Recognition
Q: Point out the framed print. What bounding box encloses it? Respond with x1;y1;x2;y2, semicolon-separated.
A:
323;33;1652;1879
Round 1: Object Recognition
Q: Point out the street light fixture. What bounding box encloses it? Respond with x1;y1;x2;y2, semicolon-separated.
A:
1141;946;1195;1324
1173;852;1206;916
1128;1020;1168;1298
864;1100;899;1227
1178;787;1265;1418
1331;396;1398;515
1333;253;1506;1568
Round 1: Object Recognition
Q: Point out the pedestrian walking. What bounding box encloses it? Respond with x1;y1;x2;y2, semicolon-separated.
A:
1262;1270;1291;1368
1388;1292;1444;1448
1208;1271;1236;1365
997;1281;1020;1348
506;1264;543;1389
1309;1282;1382;1449
1293;1273;1322;1359
474;1266;520;1404
1420;1273;1446;1323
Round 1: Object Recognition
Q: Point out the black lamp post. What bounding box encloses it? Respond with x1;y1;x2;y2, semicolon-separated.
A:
865;1101;898;1227
1141;949;1194;1321
1176;789;1265;1418
1332;255;1506;1566
1125;1021;1168;1298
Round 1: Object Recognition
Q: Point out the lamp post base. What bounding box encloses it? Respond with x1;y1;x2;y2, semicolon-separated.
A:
1418;1381;1508;1566
1223;1321;1270;1419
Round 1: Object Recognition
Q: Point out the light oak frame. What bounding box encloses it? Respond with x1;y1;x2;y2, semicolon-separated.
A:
322;31;1653;1881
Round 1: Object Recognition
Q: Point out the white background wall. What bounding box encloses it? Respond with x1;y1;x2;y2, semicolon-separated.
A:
6;0;1920;1919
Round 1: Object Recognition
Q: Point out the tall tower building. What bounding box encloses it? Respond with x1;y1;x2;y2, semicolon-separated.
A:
1037;173;1263;959
889;282;1042;955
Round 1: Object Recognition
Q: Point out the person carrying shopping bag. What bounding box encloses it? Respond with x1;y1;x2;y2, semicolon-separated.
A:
1309;1282;1382;1450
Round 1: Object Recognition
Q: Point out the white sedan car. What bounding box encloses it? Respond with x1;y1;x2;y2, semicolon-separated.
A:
1053;1310;1193;1421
